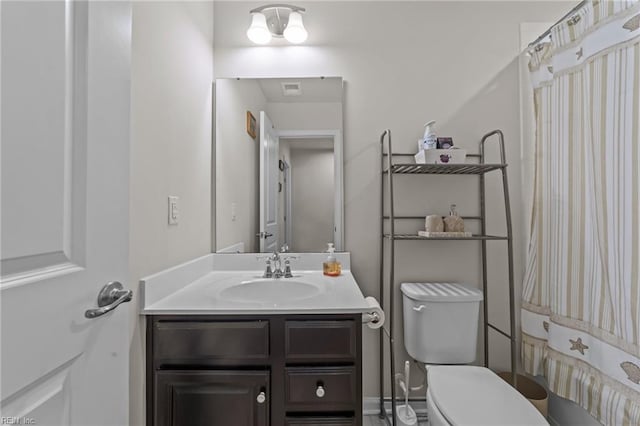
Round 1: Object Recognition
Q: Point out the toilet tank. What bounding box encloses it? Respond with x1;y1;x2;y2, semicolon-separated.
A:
401;282;483;364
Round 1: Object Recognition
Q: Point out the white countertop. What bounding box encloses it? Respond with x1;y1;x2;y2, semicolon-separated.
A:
140;253;371;315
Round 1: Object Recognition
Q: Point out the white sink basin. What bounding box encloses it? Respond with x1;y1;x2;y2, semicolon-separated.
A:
219;278;322;303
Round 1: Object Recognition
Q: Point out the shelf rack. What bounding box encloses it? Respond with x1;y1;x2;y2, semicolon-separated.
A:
378;129;517;426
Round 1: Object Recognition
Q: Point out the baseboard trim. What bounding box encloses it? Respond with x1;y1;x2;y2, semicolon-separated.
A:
363;397;428;416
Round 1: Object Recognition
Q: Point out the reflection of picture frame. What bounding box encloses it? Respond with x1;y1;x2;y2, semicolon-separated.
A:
246;111;257;139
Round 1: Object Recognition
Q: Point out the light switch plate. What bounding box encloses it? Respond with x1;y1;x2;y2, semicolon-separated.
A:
168;196;179;225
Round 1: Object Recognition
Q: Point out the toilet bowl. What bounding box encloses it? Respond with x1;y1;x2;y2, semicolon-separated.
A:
426;366;548;426
400;283;549;425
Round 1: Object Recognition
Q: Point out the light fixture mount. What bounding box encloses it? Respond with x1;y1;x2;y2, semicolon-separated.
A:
247;4;307;44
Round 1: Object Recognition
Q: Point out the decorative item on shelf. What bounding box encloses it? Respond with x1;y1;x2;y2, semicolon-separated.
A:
425;215;444;233
415;147;467;164
418;230;472;237
437;137;454;149
420;204;471;237
444;204;465;232
246;111;257;139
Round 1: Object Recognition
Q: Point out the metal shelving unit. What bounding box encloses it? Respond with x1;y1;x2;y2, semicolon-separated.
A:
378;129;517;426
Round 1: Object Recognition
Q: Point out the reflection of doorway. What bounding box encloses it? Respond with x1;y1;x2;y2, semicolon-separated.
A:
278;129;343;251
280;138;335;252
282;159;292;249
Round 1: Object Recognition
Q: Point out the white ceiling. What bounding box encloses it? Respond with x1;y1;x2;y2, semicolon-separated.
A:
257;77;343;103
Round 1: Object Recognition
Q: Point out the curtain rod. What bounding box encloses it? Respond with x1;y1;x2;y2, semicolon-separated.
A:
528;0;588;48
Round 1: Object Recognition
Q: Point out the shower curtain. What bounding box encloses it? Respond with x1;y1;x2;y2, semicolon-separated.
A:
522;1;640;424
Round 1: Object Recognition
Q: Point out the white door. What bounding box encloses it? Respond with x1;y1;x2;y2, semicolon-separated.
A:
1;1;131;425
259;111;279;253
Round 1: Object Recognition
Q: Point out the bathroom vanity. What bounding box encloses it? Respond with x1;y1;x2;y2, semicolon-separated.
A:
141;253;370;426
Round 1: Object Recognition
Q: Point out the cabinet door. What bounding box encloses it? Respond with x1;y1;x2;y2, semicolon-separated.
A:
155;370;269;426
285;418;355;426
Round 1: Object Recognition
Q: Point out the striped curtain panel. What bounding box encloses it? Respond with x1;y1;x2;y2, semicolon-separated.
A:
523;1;640;424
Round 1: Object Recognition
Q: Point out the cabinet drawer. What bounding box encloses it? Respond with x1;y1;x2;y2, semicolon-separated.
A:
285;320;356;362
285;366;356;411
285;417;355;426
153;320;269;363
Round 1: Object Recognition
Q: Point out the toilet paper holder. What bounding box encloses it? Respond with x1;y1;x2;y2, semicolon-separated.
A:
363;311;381;324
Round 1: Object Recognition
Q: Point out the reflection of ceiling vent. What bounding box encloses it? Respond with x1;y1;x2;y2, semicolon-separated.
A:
281;82;302;96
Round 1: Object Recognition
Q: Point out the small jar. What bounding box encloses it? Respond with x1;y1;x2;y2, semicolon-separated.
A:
425;215;444;232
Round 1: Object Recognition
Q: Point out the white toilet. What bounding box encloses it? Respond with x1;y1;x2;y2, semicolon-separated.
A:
401;282;548;426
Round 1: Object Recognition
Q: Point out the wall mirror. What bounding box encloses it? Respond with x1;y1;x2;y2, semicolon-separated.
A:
214;77;344;253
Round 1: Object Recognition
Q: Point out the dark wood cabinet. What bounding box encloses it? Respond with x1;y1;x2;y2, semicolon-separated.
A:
147;314;362;426
285;418;356;426
155;370;269;426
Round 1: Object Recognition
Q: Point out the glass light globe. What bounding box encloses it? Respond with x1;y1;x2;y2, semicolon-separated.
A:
247;13;272;44
283;11;308;44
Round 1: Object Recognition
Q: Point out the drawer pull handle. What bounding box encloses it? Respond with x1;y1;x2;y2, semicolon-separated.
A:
316;385;325;398
256;391;266;404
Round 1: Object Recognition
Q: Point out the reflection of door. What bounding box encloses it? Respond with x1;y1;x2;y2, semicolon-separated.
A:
259;111;279;252
1;2;131;424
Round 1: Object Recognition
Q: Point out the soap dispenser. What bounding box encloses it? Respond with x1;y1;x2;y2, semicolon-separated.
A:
443;204;465;232
323;243;341;277
419;120;437;150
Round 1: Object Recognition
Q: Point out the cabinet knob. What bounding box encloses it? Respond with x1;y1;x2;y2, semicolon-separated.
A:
256;391;266;404
315;385;325;398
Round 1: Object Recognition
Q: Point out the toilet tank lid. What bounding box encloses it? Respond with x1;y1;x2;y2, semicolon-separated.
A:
401;282;483;302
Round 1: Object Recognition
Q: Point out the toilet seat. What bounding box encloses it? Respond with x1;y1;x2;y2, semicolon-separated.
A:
427;366;548;426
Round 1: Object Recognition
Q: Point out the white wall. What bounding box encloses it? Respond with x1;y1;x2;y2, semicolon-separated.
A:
290;147;335;252
214;0;575;400
267;101;343;131
129;2;214;425
215;79;266;252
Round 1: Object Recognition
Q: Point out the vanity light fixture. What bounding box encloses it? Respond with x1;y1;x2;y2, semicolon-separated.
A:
247;4;308;45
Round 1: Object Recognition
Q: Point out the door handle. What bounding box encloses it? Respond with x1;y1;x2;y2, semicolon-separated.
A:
256;231;273;239
85;281;133;319
256;391;266;404
412;305;426;312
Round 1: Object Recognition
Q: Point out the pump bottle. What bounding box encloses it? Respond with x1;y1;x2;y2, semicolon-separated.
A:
323;243;342;277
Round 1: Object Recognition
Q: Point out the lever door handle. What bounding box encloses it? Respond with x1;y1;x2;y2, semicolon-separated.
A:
412;305;426;312
85;281;133;319
256;231;273;239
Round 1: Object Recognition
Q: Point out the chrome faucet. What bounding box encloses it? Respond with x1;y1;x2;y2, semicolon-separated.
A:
262;259;274;278
259;251;297;278
271;251;283;278
282;259;294;278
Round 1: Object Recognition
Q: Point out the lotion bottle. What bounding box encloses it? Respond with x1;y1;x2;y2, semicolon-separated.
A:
421;120;437;150
323;243;341;277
